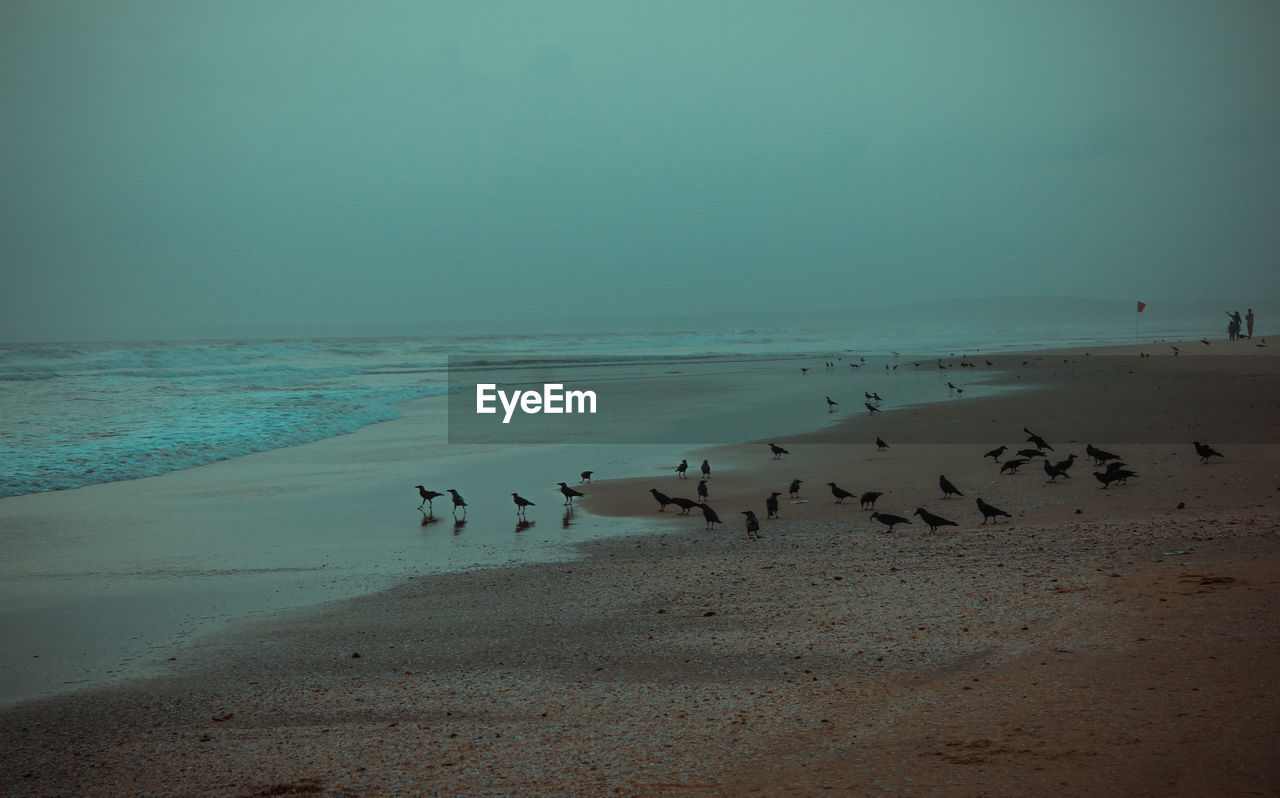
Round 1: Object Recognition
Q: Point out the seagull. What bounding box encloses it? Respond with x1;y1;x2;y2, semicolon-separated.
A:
827;482;855;503
742;510;760;539
913;507;958;532
939;475;963;498
511;493;535;517
870;512;911;532
769;443;789;459
649;488;673;512
976;498;1011;524
1193;441;1223;463
557;482;584;505
415;486;443;513
859;490;883;510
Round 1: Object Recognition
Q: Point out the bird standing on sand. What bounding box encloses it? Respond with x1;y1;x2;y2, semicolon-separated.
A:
1017;448;1046;459
914;507;958;532
698;503;721;530
742;510;760;540
649;488;673;512
1043;461;1065;483
1024;427;1054;452
984;445;1007;463
939;475;963;498
766;492;781;519
447;489;467;518
865;402;881;414
871;512;911;532
826;396;838;412
769;443;789;459
827;482;855;503
676;459;688;478
670;497;699;515
1051;454;1076;477
789;479;802;499
999;458;1029;474
1094;469;1137;487
557;482;584;505
976;498;1011;524
579;471;593;484
1086;444;1120;466
415;486;443;513
876;436;889;451
696;479;709;501
859;491;883;510
511;493;534;517
701;460;711;479
1193;441;1223;463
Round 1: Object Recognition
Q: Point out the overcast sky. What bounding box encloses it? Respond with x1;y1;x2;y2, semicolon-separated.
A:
2;1;1277;341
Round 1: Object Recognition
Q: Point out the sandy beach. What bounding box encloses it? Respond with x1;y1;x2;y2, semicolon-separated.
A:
1;342;1277;796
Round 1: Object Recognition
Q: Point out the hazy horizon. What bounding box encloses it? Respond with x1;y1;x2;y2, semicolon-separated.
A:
3;2;1278;343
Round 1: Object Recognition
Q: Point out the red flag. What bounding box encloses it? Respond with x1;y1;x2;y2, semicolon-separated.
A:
1137;301;1146;313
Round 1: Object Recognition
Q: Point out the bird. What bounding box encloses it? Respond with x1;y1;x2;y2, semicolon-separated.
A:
1093;470;1128;488
698;503;721;530
1105;461;1128;473
976;498;1011;524
983;445;1007;462
1024;428;1054;451
801;367;808;375
1016;448;1046;459
859;490;883;510
769;443;789;459
1051;454;1076;477
1193;441;1223;463
827;482;855;503
872;392;882;402
447;489;467;518
511;493;535;516
579;471;593;484
1043;460;1065;483
670;497;699;515
826;396;838;411
789;479;803;499
939;475;963;498
876;436;889;451
742;510;760;539
766;492;781;519
696;479;709;501
675;459;688;478
864;391;874;401
865;402;881;414
415;486;443;513
557;482;584;505
701;460;711;479
999;458;1029;474
870;512;911;532
913;507;958;532
1086;444;1120;465
649;488;673;511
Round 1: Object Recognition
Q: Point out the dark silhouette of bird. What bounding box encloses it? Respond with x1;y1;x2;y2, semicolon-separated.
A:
1086;444;1120;465
511;493;534;516
415;486;443;513
769;443;789;459
827;482;855;503
1093;470;1134;488
871;512;911;532
939;475;963;498
999;458;1029;474
984;445;1007;462
859;490;883;510
872;392;882;402
579;471;593;484
447;489;467;518
701;460;711;479
649;488;673;511
1105;461;1127;473
696;479;709;501
976;497;1011;524
864;391;874;401
1193;441;1223;463
1016;448;1046;459
675;459;688;478
557;482;584;505
1043;460;1065;483
742;510;760;539
914;507;958;532
826;396;838;411
876;436;889;451
1051;453;1076;477
766;492;781;519
865;402;881;414
789;479;802;499
670;497;699;515
698;503;721;530
801;367;808;375
1024;428;1054;451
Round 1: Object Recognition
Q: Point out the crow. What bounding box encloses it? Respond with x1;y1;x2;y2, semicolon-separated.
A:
999;458;1029;474
865;402;881;414
766;492;781;519
415;486;443;513
447;489;467;518
670;497;699;515
1017;448;1046;459
871;512;911;532
1093;470;1133;488
696;479;709;501
914;507;958;532
939;474;963;498
1105;461;1127;473
1193;441;1223;463
1051;453;1076;477
557;482;584;505
649;488;673;512
1043;460;1065;483
984;445;1007;462
826;396;839;411
698;503;721;530
769;443;789;459
675;459;688;478
827;482;855;503
789;479;803;499
1086;444;1120;465
701;460;712;479
511;493;535;516
742;510;760;540
976;498;1011;524
1024;427;1054;451
579;471;593;484
876;436;889;451
859;490;883;510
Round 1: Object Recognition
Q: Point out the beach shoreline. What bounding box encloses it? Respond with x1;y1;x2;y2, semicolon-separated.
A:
2;340;1277;795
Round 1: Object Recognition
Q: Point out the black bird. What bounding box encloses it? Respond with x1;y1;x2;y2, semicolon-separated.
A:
865;402;881;414
675;459;688;478
742;510;760;539
859;490;883;510
999;458;1029;474
976;497;1011;524
701;460;712;479
696;479;709;501
670;497;699;515
914;507;958;532
872;392;882;402
876;436;889;451
939;474;963;498
1193;441;1223;463
511;493;535;516
698;503;721;530
826;396;839;411
766;492;781;519
579;471;594;484
415;486;444;513
870;512;911;532
557;482;584;505
1051;454;1076;477
1107;468;1138;485
649;488;673;511
447;489;467;518
828;482;855;503
1105;461;1128;473
1024;428;1054;451
789;479;803;499
1093;470;1125;488
801;367;808;375
769;443;789;459
1043;460;1065;483
1086;444;1120;465
1016;448;1046;459
864;391;874;401
984;445;1007;462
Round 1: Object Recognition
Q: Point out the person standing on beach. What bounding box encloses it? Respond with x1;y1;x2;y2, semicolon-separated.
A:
1226;311;1239;340
1246;308;1255;338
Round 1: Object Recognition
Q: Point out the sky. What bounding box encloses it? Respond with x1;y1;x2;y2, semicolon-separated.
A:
1;1;1278;341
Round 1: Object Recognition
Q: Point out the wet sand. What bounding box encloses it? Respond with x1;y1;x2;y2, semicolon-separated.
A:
1;342;1277;795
